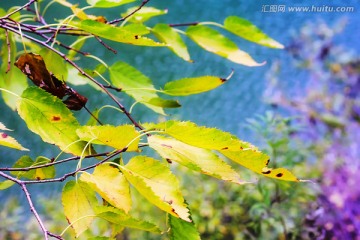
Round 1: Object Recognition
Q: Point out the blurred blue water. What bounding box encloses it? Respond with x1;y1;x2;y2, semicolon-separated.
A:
0;0;359;198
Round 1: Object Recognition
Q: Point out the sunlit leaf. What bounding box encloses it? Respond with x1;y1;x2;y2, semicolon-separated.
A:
163;75;226;96
87;0;136;8
122;7;168;23
0;32;28;110
76;125;140;151
144;120;254;151
39;48;68;81
73;20;166;47
152;23;191;62
0;122;11;131
62;180;97;237
95;206;161;233
109;61;165;114
0;132;29;151
123;23;150;35
121;156;191;222
224;16;284;49
169;207;200;240
148;135;246;184
186;25;264;66
0;180;15;190
11;156;55;180
221;149;300;181
80;164;132;213
17;87;91;156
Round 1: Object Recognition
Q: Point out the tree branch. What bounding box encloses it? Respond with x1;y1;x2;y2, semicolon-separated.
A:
108;0;151;25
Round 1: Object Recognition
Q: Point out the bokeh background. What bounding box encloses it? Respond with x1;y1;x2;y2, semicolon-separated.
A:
1;0;359;239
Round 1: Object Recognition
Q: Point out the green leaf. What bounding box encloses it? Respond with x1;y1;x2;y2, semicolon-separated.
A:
80;164;132;213
122;7;168;23
11;156;55;180
146;98;181;108
0;180;15;190
76;125;140;151
152;24;191;62
17;87;91;156
123;23;150;35
169;208;200;240
62;180;98;237
109;61;165;114
87;0;136;8
39;48;68;81
148;135;246;184
121;156;191;222
221;149;300;182
223;16;284;49
186;25;264;66
73;20;166;47
163;75;226;96
0;32;28;110
0;132;29;151
95;206;161;233
144;120;254;151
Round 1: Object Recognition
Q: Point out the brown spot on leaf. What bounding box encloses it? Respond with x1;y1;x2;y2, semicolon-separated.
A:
52;116;61;121
220;78;227;83
1;133;8;138
166;158;172;164
276;173;284;178
262;170;272;175
221;147;229;150
266;159;270;166
134;35;139;39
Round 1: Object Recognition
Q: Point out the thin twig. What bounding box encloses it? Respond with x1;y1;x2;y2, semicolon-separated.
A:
0;172;49;239
1;0;37;19
94;35;117;54
108;0;151;25
104;85;122;92
4;30;11;73
84;105;103;125
0;151;110;172
168;22;199;27
23;147;127;185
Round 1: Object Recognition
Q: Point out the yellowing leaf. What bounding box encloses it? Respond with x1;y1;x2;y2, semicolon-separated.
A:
76;125;140;151
11;156;55;180
186;25;264;66
122;7;167;23
163;76;226;96
17;87;91;156
80;164;131;213
153;23;191;62
221;149;299;182
224;16;284;49
62;180;98;237
109;61;166;115
0;32;28;110
87;0;136;8
0;132;29;151
73;20;166;47
148;135;246;184
144;120;254;151
121;156;191;222
95;206;161;232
